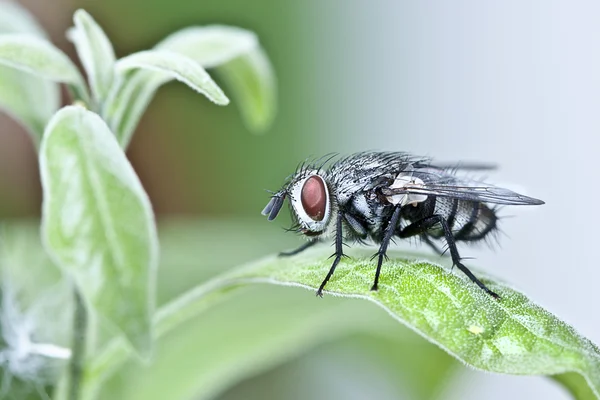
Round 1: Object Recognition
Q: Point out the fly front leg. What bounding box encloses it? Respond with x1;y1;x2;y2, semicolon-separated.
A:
398;214;500;299
279;239;320;257
371;205;403;291
317;210;345;297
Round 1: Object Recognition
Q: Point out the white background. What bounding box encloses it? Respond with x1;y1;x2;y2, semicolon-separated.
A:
311;1;600;399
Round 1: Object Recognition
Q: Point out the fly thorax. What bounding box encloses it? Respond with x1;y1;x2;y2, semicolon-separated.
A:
386;172;428;206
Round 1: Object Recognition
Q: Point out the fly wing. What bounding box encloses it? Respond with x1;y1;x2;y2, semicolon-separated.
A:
425;162;498;171
382;170;544;206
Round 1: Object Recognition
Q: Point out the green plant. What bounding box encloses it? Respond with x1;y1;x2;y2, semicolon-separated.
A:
0;4;597;400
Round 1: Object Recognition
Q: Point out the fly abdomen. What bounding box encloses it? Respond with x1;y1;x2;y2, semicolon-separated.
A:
433;198;497;241
455;201;497;241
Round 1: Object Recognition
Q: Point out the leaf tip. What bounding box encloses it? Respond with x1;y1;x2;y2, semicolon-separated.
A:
73;8;93;24
214;92;230;106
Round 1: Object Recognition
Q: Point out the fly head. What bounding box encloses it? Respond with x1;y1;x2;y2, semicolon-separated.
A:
262;170;333;237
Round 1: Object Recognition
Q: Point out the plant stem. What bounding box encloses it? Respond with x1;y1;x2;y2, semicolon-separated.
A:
69;288;88;400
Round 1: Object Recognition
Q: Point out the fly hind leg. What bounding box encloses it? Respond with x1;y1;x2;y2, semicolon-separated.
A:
398;215;500;299
422;235;447;256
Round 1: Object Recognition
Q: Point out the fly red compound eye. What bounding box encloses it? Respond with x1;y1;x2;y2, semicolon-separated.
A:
301;176;326;221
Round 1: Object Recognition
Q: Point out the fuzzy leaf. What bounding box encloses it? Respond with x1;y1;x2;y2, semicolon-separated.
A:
0;34;89;105
115;250;600;397
230;248;600;398
68;9;116;106
116;50;228;105
39;106;158;356
553;373;598;400
0;2;60;141
157;26;276;133
86;245;599;399
103;25;276;148
103;70;164;148
105;50;228;147
155;26;258;69
0;34;85;87
215;48;276;133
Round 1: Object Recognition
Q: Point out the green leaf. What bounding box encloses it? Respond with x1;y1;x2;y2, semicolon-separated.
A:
105;50;228;147
103;25;276;148
102;70;163;148
68;9;116;107
0;63;58;140
91;247;599;399
0;33;82;84
232;248;600;397
155;26;258;68
116;50;229;105
0;34;80;82
39;106;158;356
0;34;89;104
553;372;599;400
0;2;60;141
215;48;276;133
157;26;277;133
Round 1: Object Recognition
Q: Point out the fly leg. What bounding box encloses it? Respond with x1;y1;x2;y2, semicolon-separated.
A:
279;239;320;257
371;205;403;291
317;210;345;297
422;235;446;256
398;215;500;299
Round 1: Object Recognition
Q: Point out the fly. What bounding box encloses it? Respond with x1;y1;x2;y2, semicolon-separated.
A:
261;152;544;299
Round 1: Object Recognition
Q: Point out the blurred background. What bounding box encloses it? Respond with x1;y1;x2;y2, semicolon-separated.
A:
1;1;598;399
